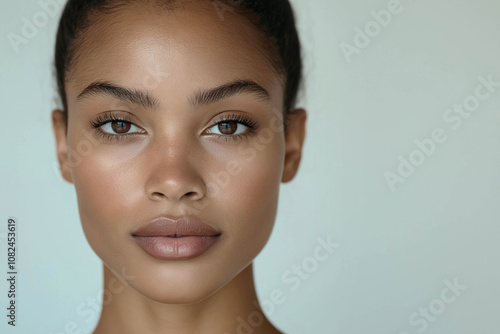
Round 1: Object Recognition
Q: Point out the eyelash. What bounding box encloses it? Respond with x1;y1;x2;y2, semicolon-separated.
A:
88;112;260;142
89;113;140;142
207;113;259;142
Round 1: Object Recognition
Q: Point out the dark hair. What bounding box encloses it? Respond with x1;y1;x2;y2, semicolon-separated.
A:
54;0;303;124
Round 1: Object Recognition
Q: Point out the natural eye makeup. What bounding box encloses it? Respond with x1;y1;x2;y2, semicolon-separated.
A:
204;112;260;142
89;112;147;141
89;111;261;142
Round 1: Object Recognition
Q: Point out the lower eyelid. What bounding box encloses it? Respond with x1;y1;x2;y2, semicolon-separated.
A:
215;133;253;142
91;127;143;141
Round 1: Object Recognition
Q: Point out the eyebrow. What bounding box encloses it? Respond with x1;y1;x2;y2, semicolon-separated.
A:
189;80;271;106
77;81;159;109
76;79;271;109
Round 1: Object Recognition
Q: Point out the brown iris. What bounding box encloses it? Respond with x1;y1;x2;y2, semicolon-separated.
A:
111;121;131;134
218;121;237;135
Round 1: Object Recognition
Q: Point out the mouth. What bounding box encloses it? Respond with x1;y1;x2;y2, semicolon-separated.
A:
131;216;221;260
131;235;221;260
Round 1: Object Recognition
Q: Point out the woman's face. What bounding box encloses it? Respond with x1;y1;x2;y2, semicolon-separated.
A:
52;1;304;303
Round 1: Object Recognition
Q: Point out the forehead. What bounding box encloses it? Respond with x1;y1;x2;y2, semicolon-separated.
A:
66;1;283;104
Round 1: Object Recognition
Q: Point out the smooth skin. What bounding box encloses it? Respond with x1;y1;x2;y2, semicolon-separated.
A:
51;1;306;333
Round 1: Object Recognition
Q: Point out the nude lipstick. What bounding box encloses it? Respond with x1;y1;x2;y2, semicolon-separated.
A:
131;216;221;260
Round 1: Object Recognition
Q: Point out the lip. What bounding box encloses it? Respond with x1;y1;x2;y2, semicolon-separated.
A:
131;216;221;260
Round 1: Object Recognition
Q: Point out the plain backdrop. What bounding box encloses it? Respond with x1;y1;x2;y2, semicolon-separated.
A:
1;0;500;333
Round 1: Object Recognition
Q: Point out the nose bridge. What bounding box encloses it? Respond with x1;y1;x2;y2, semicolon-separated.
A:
145;132;205;201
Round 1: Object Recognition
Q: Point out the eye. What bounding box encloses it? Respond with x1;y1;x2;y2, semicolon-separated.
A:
204;113;259;141
208;120;249;136
89;113;146;140
100;120;142;135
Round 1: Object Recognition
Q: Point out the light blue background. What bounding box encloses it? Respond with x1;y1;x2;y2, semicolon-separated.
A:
1;0;500;333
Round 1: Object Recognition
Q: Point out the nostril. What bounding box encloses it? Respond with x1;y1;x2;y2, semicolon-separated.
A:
185;191;201;199
147;187;204;202
152;192;166;199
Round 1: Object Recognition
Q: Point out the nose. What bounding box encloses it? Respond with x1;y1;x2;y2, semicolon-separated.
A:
144;140;206;203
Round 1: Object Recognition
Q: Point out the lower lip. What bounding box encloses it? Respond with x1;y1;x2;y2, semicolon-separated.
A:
132;235;220;260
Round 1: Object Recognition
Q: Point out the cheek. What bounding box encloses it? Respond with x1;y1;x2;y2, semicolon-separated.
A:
217;134;285;260
68;142;143;262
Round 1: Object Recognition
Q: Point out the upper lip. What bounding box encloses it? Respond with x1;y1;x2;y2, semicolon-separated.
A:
131;216;221;237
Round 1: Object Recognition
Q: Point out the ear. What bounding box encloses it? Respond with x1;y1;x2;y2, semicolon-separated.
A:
51;109;73;183
281;108;307;183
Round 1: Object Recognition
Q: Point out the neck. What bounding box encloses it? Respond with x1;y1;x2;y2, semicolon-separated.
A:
92;263;282;334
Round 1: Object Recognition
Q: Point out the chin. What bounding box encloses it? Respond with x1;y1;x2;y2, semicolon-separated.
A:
101;252;238;305
126;268;228;304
